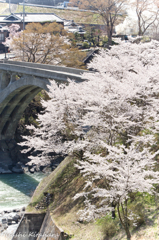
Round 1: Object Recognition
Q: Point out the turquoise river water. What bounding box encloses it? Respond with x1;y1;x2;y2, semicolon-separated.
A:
0;172;47;211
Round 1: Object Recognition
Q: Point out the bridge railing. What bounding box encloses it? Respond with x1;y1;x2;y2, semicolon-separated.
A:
1;60;88;75
0;60;87;83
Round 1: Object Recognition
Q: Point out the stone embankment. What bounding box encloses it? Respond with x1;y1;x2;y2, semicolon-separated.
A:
0;139;64;174
0;140;27;174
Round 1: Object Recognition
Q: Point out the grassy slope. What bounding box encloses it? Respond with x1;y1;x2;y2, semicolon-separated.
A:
27;156;159;240
2;3;124;25
15;5;103;24
27;156;104;240
0;3;125;30
0;2;103;24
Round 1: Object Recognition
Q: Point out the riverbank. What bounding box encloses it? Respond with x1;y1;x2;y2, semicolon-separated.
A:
0;139;64;174
0;172;48;212
27;156;159;240
0;172;48;238
0;207;25;237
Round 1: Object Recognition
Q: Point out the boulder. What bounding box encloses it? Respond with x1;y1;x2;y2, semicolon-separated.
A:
12;166;24;173
0;141;8;151
7;218;12;225
2;218;7;224
7;141;16;150
0;167;12;174
13;214;21;223
3;224;8;230
0;149;13;173
29;167;35;173
4;211;10;214
21;207;25;212
0;151;13;165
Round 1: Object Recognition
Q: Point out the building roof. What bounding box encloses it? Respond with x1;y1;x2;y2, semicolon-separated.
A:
0;13;64;23
64;20;78;27
0;24;8;31
64;20;86;34
67;27;86;34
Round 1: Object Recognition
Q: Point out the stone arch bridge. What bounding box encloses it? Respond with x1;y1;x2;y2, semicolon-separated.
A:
0;60;86;140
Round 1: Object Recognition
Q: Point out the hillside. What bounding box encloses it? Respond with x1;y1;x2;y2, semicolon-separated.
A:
0;2;103;24
27;156;159;240
15;5;103;24
27;155;105;240
0;3;124;25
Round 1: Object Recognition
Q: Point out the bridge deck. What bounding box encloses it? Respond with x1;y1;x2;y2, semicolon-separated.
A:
0;60;87;83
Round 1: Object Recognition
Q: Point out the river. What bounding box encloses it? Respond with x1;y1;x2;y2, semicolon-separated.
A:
0;172;48;211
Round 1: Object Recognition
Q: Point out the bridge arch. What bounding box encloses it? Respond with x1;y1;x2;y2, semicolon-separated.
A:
0;75;50;140
0;60;85;140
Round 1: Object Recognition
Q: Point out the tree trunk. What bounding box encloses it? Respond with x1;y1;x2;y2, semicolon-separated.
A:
117;203;131;240
125;228;131;240
111;202;116;219
106;21;112;47
107;29;112;47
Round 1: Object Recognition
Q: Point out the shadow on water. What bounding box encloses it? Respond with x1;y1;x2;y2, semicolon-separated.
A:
0;173;41;197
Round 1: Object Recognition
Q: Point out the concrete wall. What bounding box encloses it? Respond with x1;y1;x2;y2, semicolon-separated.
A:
6;0;62;6
12;213;45;240
37;211;65;240
0;61;85;82
4;60;85;75
12;212;65;240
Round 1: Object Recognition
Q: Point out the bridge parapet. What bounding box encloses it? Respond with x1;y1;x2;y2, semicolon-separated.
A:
0;60;86;84
2;60;86;75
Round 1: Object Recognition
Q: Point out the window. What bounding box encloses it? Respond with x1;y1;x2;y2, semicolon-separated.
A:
0;33;4;41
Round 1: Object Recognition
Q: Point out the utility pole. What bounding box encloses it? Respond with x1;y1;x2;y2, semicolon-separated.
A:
9;0;11;13
23;0;25;61
23;0;25;31
4;45;6;59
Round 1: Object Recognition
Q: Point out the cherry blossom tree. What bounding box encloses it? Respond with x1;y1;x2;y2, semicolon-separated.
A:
20;39;159;171
74;142;159;240
19;40;159;239
2;23;20;48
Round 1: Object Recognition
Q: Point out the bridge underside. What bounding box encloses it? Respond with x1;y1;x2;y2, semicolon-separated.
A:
0;85;42;140
0;72;50;140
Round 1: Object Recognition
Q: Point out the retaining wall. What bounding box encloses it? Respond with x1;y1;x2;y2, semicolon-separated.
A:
12;213;45;240
37;211;65;240
6;0;61;6
12;211;65;240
